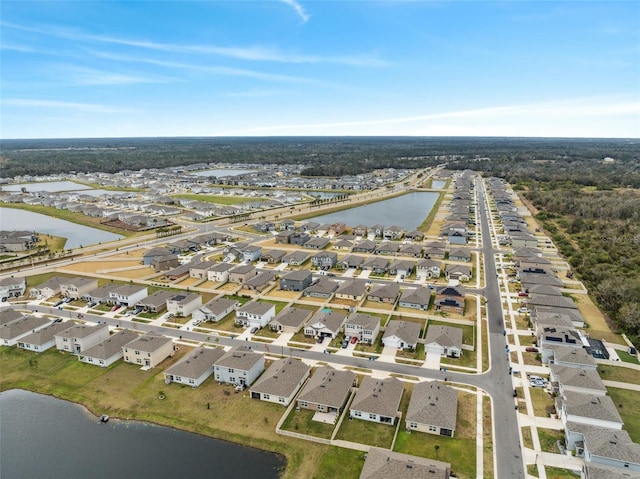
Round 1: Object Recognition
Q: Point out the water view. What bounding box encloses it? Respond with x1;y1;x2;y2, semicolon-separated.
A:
0;389;285;479
189;169;258;177
310;191;440;231
431;180;447;189
0;208;123;249
0;181;92;192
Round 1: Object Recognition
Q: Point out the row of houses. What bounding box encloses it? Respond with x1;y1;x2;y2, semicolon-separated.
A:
0;230;39;253
439;171;477;245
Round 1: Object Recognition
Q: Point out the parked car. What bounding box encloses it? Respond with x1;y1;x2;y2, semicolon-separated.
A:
87;302;97;308
518;307;530;314
53;300;64;307
350;336;358;344
63;297;73;303
341;340;348;349
518;291;529;297
111;304;121;312
164;313;174;319
53;317;63;323
316;336;325;344
250;327;259;334
525;347;538;353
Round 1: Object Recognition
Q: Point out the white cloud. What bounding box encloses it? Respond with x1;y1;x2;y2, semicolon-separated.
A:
2;99;133;113
281;0;310;23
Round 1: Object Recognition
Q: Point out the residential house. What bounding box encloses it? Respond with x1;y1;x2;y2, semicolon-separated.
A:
123;332;175;368
0;308;22;326
17;321;71;352
404;230;424;241
382;320;421;350
549;365;607;396
399;244;423;258
352;225;368;237
424;325;463;358
416;259;442;279
270;307;313;334
303;278;339;299
280;270;313;291
445;264;472;282
423;241;447;259
0;276;27;299
350;376;403;425
332;239;353;251
189;261;218;280
275;230;296;244
55;323;110;354
581;463;640;479
192;297;238;323
0;315;50;346
537;326;584;363
565;422;640;472
367;282;400;304
311;251;338;269
336;254;364;270
79;329;139;367
448;248;471;262
250;357;311;406
399;287;431;311
82;285;112;305
214;346;265;387
142;247;173;265
136;290;174;313
166;293;202;317
447;231;468;245
235;301;276;329
242;271;275;292
228;264;257;284
375;242;399;256
370;224;385;238
557;391;624;430
29;276;63;298
388;260;414;276
297;366;356;415
304;237;331;250
151;254;180;272
359;447;451;479
282;250;310;266
279;218;296;231
406;381;458;437
344;313;380;345
163;346;225;387
304;309;347;339
261;249;286;264
362;257;389;274
60;277;99;299
109;284;148;307
353;239;377;254
240;245;262;262
206;262;235;283
335;279;368;302
549;346;597;370
434;286;466;314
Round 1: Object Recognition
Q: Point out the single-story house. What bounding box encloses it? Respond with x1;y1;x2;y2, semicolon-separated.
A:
192;297;238;323
242;271;275;292
565;422;640;472
398;287;431;310
228;264;258;284
424;325;463;358
549;365;606;396
367;282;400;304
445;264;472;282
250;357;311;406
0;315;50;346
282;250;310;266
136;290;174;313
163;346;225;387
79;329;139;367
557;391;624;430
362;257;389;274
304;309;347;339
270;307;313;334
359;447;451;479
297;366;356;415
302;278;339;299
349;376;403;425
17;321;71;352
382;320;420;350
261;249;287;264
335;280;368;302
448;248;471;262
336;254;364;270
406;381;458;437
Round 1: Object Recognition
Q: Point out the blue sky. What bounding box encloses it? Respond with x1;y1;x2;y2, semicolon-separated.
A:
1;0;639;139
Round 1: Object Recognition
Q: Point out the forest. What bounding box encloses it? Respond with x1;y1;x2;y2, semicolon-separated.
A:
1;136;637;179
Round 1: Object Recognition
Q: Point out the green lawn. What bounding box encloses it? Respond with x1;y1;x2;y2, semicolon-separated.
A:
335;417;396;448
312;447;364;479
537;428;564;453
173;193;266;205
544;466;580;479
608;387;640;442
617;350;640;364
427;320;475;346
598;364;640;385
280;407;336;439
529;387;555;417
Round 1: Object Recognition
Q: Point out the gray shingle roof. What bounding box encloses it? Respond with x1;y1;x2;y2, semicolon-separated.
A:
406;381;458;431
424;325;463;350
351;376;403;418
272;307;313;329
200;297;238;316
250;357;311;398
17;321;71;346
399;287;431;306
336;279;367;297
165;346;225;379
81;329;139;360
215;346;263;371
359;447;451;479
345;312;380;330
0;315;49;340
297;366;355;409
561;391;623;424
550;365;606;393
124;331;173;353
383;320;420;344
238;301;275;316
566;422;640;465
551;346;597;367
56;322;109;340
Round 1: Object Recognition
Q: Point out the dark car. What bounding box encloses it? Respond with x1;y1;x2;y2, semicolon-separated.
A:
525;347;538;353
53;317;63;323
341;340;348;349
250;327;259;334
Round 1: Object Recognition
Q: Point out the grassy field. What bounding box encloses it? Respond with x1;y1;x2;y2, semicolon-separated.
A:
537;428;564;453
598;364;640;385
335;417;396;448
529;387;555;417
0;346;334;479
393;390;477;479
173;193;266;205
617;350;640;364
280;407;335;439
544;466;580;479
312;446;365;479
608;387;640;442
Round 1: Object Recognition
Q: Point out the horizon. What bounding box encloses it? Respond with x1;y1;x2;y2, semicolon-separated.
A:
2;1;639;139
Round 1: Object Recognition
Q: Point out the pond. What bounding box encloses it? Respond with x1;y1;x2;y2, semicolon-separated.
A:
0;208;123;249
0;181;92;192
310;192;440;231
0;389;285;479
431;180;447;189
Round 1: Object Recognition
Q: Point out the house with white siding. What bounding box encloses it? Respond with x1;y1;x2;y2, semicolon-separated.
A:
214;346;265;388
17;321;71;352
79;329;139;367
163;346;225;387
123;332;174;368
250;357;311;406
55;323;110;354
1;315;51;346
349;376;403;425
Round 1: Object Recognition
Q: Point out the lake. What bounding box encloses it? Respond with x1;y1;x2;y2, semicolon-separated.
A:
0;181;92;192
0;389;285;479
0;208;123;249
310;191;440;231
189;169;258;177
432;180;447;189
